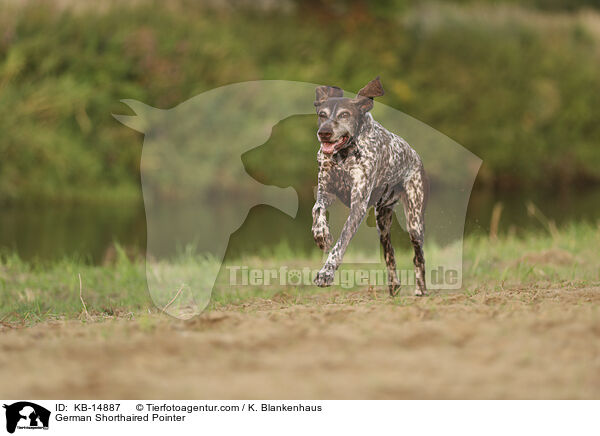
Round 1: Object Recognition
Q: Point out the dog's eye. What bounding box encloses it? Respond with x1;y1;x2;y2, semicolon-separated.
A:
338;112;350;119
318;112;327;118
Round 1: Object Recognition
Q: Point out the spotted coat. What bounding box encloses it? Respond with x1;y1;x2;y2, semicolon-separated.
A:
312;77;427;296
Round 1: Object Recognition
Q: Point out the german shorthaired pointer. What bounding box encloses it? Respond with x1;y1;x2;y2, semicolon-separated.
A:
312;77;428;296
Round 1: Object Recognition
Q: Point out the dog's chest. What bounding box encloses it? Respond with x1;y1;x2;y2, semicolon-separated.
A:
319;146;375;207
317;119;421;208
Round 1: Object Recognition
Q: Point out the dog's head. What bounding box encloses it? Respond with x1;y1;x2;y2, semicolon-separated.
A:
314;77;384;155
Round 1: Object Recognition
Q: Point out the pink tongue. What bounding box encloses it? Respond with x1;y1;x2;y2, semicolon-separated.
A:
320;142;336;154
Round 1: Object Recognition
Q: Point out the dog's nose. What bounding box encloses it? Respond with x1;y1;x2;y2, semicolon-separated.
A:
318;130;332;141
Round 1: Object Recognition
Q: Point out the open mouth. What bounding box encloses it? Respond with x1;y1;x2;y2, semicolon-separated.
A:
320;135;349;154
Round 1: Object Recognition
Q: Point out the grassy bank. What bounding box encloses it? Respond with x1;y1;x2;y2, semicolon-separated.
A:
1;221;598;326
1;1;600;203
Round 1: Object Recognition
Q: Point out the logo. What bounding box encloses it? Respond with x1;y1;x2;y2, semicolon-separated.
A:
113;80;480;318
3;402;50;434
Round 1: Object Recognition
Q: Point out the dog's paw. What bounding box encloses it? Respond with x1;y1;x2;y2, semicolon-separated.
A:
312;227;333;252
314;267;335;287
414;288;427;297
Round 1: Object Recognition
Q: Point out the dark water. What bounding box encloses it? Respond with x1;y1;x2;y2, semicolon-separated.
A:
465;188;600;233
1;187;599;264
0;201;147;263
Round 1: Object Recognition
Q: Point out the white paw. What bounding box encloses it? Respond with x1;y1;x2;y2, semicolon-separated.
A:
314;267;335;287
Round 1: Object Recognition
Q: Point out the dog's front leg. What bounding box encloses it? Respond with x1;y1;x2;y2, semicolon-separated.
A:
314;184;370;287
312;188;335;251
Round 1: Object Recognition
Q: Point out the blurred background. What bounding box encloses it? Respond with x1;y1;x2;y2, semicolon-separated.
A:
1;0;599;263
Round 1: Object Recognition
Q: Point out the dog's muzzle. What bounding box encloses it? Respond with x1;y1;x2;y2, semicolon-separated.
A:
319;135;349;154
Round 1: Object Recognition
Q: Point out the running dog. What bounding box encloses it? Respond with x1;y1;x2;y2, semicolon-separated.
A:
312;77;428;296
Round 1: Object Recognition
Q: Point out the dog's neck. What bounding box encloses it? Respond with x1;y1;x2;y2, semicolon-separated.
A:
355;112;374;144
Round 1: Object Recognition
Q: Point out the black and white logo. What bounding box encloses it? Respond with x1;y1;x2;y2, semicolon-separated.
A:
3;402;50;434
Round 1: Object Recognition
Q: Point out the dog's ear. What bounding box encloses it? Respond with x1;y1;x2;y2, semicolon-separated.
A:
314;86;343;106
357;76;385;99
352;96;374;112
352;77;384;113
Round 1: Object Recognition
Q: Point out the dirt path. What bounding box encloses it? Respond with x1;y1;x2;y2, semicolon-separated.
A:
1;286;599;399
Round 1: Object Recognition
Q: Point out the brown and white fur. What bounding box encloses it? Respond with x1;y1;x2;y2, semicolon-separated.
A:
312;77;428;296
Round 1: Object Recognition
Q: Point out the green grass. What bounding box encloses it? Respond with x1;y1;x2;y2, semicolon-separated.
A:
1;221;598;326
464;222;600;285
0;246;147;324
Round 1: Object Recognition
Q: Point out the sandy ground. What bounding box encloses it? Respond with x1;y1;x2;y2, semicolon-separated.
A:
1;285;599;399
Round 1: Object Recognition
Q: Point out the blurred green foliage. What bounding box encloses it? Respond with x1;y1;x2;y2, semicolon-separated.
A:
0;0;599;202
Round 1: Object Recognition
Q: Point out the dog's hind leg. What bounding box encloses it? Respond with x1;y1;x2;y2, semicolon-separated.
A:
375;206;401;296
401;169;428;296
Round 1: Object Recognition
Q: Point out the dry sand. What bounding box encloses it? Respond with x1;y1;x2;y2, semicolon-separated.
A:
1;285;599;399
